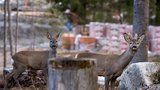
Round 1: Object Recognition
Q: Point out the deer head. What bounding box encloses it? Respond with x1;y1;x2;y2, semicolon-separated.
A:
47;32;61;57
124;33;145;54
47;32;61;49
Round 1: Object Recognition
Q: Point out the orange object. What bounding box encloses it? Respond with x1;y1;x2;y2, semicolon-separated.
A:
62;33;75;44
79;36;96;44
62;33;75;49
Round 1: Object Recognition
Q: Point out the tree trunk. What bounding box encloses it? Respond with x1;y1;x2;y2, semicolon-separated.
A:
48;57;97;90
15;0;19;53
118;1;123;24
155;0;160;25
132;0;149;63
3;0;7;68
92;2;96;21
7;0;13;56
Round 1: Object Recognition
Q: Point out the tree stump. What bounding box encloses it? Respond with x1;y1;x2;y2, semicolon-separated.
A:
48;57;97;90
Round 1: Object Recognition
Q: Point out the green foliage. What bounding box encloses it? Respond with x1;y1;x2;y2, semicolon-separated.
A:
96;12;105;22
47;0;159;25
47;7;62;18
155;0;160;25
47;5;67;26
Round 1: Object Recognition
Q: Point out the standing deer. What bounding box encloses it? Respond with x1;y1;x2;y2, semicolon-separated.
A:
5;32;60;88
75;33;145;90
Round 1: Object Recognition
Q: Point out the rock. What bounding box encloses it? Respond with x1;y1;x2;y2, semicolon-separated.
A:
147;84;160;90
117;62;160;90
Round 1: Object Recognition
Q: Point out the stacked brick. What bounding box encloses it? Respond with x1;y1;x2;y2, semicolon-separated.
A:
74;22;106;51
148;26;160;53
72;22;160;54
118;25;132;53
89;22;106;38
88;22;132;54
107;24;120;54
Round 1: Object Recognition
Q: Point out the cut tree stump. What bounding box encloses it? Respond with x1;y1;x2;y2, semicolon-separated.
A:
48;57;97;90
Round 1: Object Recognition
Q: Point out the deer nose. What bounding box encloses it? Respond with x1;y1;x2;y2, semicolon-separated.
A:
133;46;137;48
50;44;57;48
132;46;137;51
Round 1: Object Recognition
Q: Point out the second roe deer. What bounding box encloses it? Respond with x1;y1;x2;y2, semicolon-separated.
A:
5;32;60;83
75;33;145;90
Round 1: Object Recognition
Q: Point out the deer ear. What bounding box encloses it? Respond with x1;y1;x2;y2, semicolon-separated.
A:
138;34;145;43
56;32;61;39
124;33;132;43
47;32;51;40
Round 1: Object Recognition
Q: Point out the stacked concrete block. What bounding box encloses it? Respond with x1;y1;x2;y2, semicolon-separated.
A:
89;22;106;38
75;22;160;54
107;24;120;54
119;25;132;53
150;39;160;53
148;26;160;40
97;37;110;52
149;26;160;53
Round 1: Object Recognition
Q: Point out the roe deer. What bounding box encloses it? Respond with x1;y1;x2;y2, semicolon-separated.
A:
75;33;145;90
6;32;60;83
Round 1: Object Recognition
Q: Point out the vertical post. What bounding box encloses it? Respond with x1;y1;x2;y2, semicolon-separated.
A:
3;0;7;68
132;0;149;63
48;57;97;90
155;0;160;25
7;0;13;56
15;0;19;53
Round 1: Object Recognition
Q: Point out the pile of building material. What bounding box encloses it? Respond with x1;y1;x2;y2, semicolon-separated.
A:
73;22;160;54
148;26;160;54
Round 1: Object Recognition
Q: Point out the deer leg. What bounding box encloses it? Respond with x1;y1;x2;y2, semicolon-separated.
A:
43;68;48;77
12;63;26;87
4;72;14;89
105;76;110;90
13;65;26;79
110;78;116;90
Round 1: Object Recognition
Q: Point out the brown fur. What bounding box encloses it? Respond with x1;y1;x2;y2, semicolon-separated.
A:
148;54;160;62
76;52;119;76
76;33;145;90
